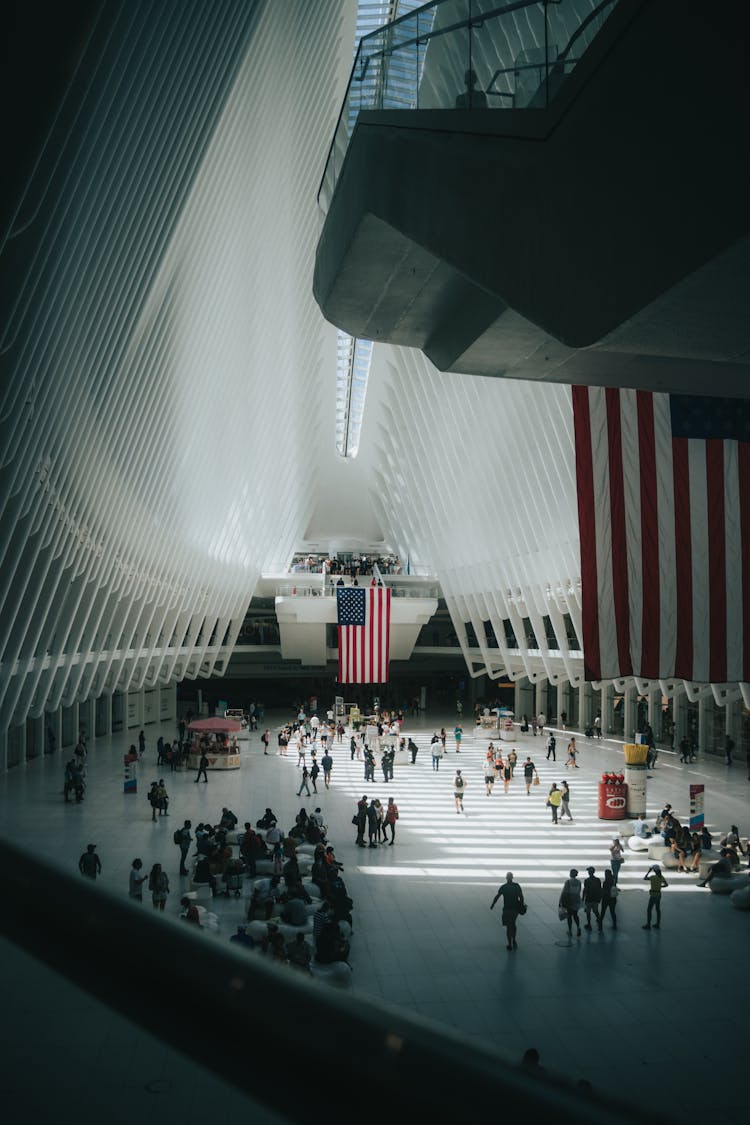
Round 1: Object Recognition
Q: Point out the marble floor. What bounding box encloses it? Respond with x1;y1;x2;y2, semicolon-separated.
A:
1;711;748;1122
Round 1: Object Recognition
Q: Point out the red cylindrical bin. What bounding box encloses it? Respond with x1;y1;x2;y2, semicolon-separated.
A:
598;774;627;819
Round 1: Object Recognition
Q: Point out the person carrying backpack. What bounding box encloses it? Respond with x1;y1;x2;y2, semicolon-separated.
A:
454;770;467;814
174;820;192;875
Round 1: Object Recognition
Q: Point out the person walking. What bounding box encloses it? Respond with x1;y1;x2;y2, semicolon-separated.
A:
582;866;603;931
547;782;562;824
321;750;333;788
484;755;496;796
610;837;625;884
138;729;146;757
79;843;101;880
297;765;311;797
195;751;209;783
560;779;573;822
523;756;538;795
565;736;579;768
431;735;444;772
559;868;582;937
502;758;513;794
642;864;668;929
408;737;419;764
600;870;618;928
454;769;467;814
546;732;556;761
309;759;320;793
490;871;526;951
261;728;270;755
129;858;147;901
385;796;399;844
454;723;463;752
148;862;170;911
176;819;192;876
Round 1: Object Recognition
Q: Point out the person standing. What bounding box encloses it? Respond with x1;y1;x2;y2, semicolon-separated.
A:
367;799;379;848
155;778;169;816
600;870;618;928
297;765;311;797
594;714;602;739
138;729;146;757
582;867;603;931
559;868;582;937
149;863;169;911
484;755;496;796
546;732;556;761
547;783;562;824
454;723;463;752
431;735;443;772
454;769;467;814
490;872;525;950
725;733;735;765
408;737;419;764
610;838;625;884
354;796;368;847
176;820;192;876
321;749;333;788
261;729;270;755
385;797;399;845
129;858;147;901
560;779;573;822
195;751;209;783
502;758;513;794
79;843;101;880
565;737;579;768
523;756;538;795
456;699;463;717
642;864;668;928
537;712;546;735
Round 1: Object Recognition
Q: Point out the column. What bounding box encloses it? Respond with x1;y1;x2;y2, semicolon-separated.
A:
623;685;636;742
673;691;687;744
602;684;614;737
699;693;714;757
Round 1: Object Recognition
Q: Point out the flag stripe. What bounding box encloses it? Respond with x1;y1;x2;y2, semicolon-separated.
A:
637;390;659;678
724;443;742;680
739;442;750;682
654;397;677;681
621;391;643;676
572;386;601;680
672;438;693;679
606;388;632;676
706;440;727;682
688;441;710;682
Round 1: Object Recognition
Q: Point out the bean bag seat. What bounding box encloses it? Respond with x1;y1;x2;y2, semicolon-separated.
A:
709;875;744;895
310;961;352;988
698;851;718;877
188;882;213;902
730;883;750;910
246;920;272;942
195;906;220;931
628;836;650;852
618;822;634;838
660;851;680;869
647;844;672;863
303;881;322;899
224;831;241;846
275;918;314;939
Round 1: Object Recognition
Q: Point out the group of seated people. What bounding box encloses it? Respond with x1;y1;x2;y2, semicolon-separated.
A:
189;803;353;969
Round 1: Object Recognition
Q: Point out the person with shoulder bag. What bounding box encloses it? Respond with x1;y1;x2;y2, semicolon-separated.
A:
490;872;526;951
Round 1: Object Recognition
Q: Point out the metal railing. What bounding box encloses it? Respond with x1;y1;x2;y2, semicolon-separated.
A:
318;0;620;210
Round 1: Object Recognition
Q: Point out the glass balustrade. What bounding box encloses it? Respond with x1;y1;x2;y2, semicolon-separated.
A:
319;0;620;210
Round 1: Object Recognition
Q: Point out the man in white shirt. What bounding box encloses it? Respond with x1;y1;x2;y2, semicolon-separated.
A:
633;814;652;838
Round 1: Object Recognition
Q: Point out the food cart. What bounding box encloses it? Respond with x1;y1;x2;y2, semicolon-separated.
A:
187;717;242;770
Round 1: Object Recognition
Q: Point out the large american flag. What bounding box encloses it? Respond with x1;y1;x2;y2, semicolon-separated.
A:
337;586;391;683
573;387;750;683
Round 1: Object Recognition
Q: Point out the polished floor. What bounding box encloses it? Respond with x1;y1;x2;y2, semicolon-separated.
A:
1;711;748;1121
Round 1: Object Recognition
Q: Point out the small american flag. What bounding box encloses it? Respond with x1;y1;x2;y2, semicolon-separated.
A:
337;587;391;683
573;387;750;683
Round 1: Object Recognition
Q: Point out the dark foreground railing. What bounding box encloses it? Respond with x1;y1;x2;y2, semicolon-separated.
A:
1;840;663;1124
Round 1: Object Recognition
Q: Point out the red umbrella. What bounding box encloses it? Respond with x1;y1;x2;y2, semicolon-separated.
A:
188;717;242;733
